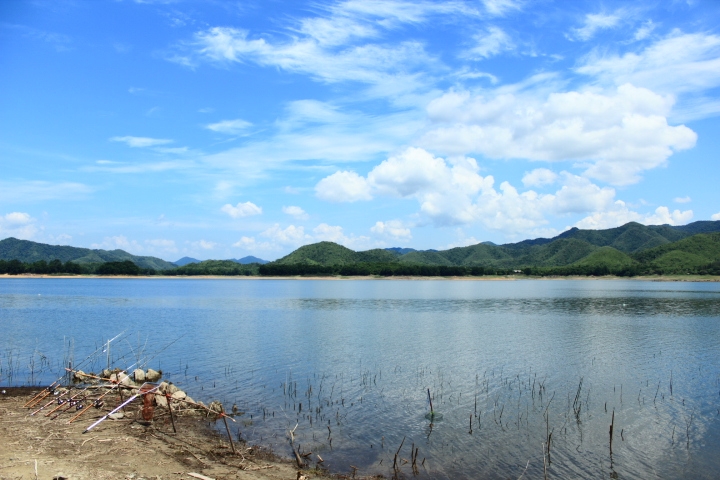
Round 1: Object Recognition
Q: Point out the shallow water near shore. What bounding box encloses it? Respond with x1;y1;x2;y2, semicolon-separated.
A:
2;278;720;479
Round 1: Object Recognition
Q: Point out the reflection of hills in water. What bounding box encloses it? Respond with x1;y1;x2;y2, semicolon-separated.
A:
2;279;720;479
291;296;720;317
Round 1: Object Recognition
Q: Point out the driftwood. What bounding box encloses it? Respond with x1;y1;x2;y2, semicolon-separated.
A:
187;473;215;480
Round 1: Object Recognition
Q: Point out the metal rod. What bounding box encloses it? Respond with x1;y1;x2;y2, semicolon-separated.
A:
222;411;236;454
167;394;177;433
25;331;126;407
83;383;161;434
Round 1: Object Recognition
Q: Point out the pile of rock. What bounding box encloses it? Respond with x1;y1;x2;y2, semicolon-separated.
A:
70;368;225;418
72;368;162;386
154;382;223;417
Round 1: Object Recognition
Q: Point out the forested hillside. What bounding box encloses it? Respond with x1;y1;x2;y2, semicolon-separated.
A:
0;237;176;270
3;220;720;277
260;220;720;276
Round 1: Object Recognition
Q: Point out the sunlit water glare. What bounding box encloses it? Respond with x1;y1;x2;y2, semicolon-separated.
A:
2;278;719;479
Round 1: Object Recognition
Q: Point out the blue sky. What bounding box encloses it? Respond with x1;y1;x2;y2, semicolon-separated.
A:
1;0;719;261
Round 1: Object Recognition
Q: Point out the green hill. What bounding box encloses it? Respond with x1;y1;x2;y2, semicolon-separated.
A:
265;221;720;275
0;237;176;270
274;241;397;265
515;239;599;267
632;233;720;273
165;260;259;276
570;246;636;269
397;250;455;266
558;222;670;253
442;243;516;266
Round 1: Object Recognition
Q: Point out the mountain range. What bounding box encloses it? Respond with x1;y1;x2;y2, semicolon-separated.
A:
2;220;720;275
272;221;720;273
0;237;177;270
173;256;268;266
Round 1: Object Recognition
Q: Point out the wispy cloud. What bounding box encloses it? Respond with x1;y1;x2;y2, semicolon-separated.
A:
480;0;522;16
576;31;720;96
8;24;72;52
167;1;478;102
205;119;252;135
634;20;656;41
110;136;173;147
221;201;262;218
569;11;624;41
0;181;93;203
199;106;422;178
83;160;193;174
466;27;514;59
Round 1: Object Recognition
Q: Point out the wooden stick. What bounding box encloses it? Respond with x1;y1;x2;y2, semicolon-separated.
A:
166;394;177;433
609;409;615;455
222;412;236;454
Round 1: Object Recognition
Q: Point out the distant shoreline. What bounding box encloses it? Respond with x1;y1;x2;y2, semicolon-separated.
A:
3;273;719;282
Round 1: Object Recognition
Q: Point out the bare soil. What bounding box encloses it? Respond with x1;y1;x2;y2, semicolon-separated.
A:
0;387;333;480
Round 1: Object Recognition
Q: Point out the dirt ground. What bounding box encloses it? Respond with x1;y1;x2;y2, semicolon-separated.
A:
0;387;334;480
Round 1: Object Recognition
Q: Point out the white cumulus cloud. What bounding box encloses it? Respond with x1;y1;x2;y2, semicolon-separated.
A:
421;84;696;185
282;206;309;220
644;206;693;225
0;212;38;240
221;202;262;218
522;168;558;187
261;224;309;245
371;220;412;241
315;171;373;202
314;147;691;238
91;235;142;253
575;202;693;230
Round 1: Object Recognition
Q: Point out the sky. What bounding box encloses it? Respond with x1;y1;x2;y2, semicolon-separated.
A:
1;0;720;262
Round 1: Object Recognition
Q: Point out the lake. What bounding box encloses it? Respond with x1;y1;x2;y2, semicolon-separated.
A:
2;277;720;479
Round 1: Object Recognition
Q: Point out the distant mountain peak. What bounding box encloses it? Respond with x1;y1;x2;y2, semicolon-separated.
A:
229;256;268;265
174;256;200;266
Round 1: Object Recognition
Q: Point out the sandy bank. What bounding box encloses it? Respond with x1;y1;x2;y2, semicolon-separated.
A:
0;387;339;480
2;274;719;282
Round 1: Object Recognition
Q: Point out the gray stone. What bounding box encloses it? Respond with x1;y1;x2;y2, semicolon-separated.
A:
117;372;133;386
108;411;124;420
133;369;146;383
171;390;186;401
145;368;162;382
155;394;168;408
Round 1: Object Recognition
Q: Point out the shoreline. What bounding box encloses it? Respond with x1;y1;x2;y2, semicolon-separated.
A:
0;386;340;480
2;273;719;282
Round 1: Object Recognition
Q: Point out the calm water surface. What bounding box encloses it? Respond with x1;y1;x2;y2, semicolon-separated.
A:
2;278;720;479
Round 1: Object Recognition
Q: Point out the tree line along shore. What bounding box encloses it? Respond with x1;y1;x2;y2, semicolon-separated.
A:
2;220;720;278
